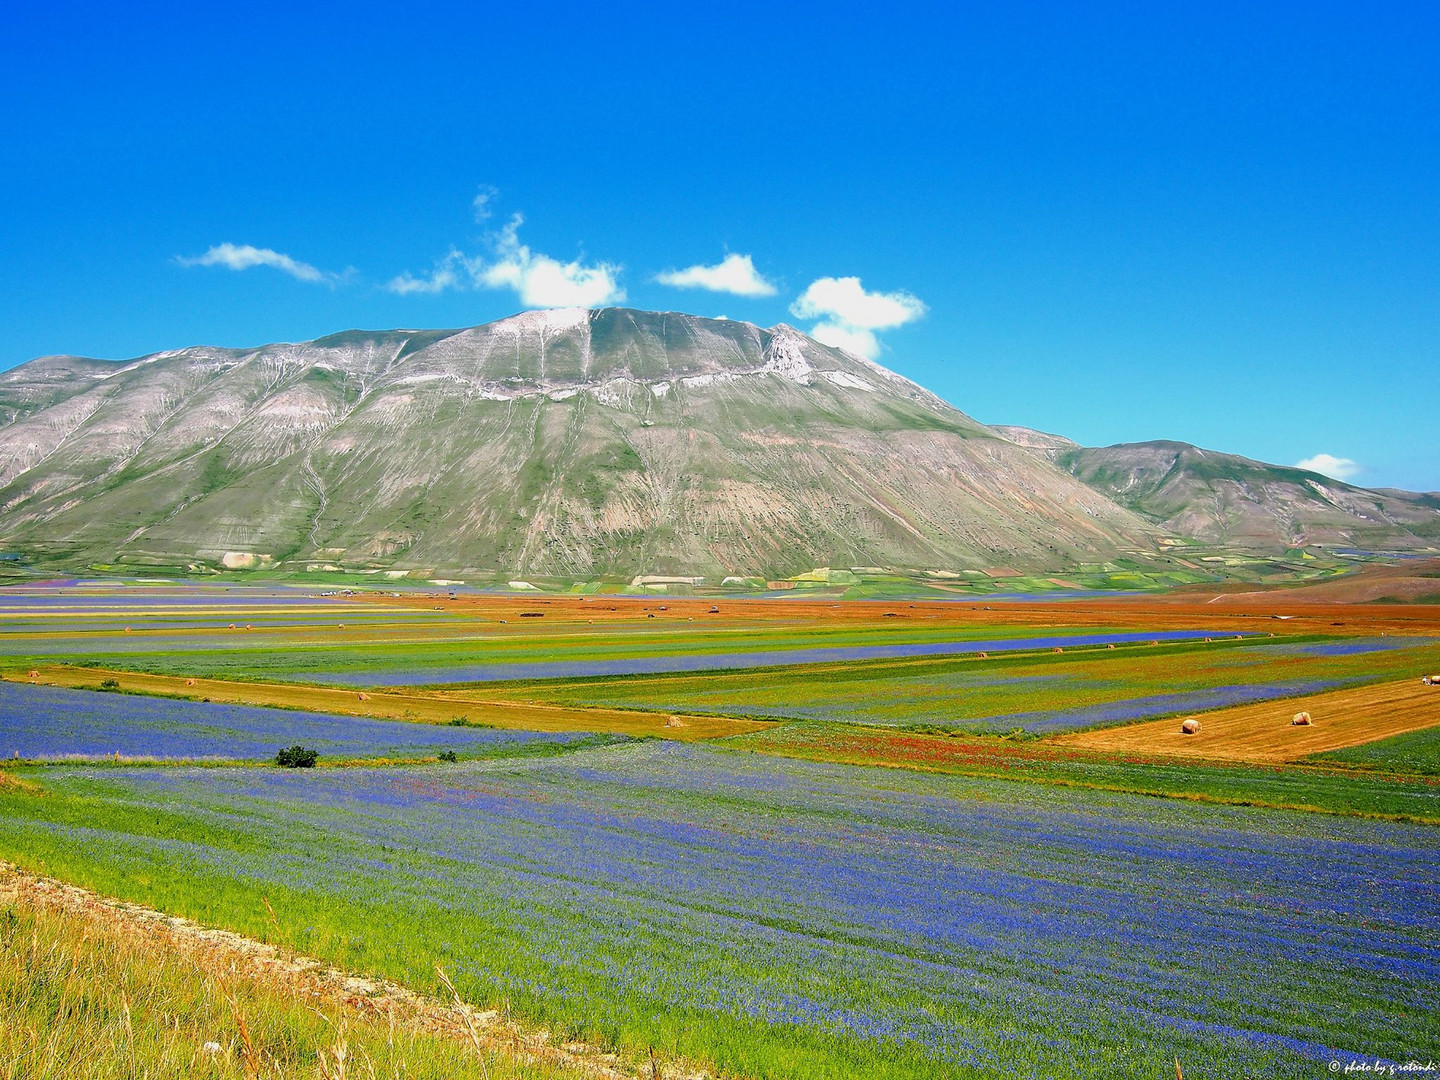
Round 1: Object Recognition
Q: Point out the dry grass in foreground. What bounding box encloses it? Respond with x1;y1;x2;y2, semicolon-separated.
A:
1055;678;1440;763
0;863;701;1080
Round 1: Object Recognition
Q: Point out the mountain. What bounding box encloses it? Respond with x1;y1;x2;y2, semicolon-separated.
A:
1045;439;1440;553
0;309;1162;578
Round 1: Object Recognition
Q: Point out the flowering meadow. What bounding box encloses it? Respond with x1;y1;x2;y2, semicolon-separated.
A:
490;636;1440;733
0;681;598;761
4;742;1435;1079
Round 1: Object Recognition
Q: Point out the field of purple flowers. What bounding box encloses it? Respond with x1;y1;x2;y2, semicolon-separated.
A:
4;742;1435;1078
0;681;594;761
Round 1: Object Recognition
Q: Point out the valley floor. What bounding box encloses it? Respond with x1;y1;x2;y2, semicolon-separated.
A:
2;580;1438;1079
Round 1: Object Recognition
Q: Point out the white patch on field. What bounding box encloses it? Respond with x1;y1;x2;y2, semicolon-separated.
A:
501;306;591;333
820;370;876;391
680;372;740;390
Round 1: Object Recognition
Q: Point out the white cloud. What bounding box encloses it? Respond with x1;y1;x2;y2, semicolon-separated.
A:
177;243;334;285
792;277;927;329
384;214;624;308
809;322;880;359
655;253;777;297
385;255;464;296
472;184;499;223
1296;453;1362;481
481;215;624;307
789;276;926;359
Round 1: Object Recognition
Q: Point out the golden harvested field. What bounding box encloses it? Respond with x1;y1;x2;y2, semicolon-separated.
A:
1055;677;1440;762
1;666;767;742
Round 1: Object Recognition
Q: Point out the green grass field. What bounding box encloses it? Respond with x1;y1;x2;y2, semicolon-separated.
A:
1309;721;1440;775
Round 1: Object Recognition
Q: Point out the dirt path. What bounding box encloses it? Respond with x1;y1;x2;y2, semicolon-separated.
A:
0;861;708;1080
1055;678;1440;762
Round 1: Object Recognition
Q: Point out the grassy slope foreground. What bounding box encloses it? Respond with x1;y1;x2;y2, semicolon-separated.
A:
0;862;611;1080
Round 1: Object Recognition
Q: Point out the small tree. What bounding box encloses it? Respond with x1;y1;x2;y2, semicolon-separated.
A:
275;745;319;768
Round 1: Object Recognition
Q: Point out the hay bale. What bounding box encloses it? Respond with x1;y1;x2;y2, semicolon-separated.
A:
665;716;686;729
1292;711;1312;726
185;678;196;687
357;692;370;701
1180;718;1201;735
27;669;38;679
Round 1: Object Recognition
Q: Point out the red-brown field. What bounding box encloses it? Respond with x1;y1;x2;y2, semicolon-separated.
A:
363;587;1440;639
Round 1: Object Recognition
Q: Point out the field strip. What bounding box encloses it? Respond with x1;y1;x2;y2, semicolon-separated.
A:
0;667;767;741
309;629;1246;686
1053;678;1440;762
0;861;704;1079
723;745;1440;824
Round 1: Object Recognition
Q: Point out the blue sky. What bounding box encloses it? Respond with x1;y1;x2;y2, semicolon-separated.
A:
2;2;1436;490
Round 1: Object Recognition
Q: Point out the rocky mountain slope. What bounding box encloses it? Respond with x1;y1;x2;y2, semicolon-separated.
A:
0;310;1163;578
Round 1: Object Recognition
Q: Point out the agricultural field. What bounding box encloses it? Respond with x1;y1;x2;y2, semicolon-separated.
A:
1;580;1438;1078
0;680;615;763
1311;724;1440;776
5;745;1438;1079
1058;677;1440;761
481;634;1440;734
732;721;1440;821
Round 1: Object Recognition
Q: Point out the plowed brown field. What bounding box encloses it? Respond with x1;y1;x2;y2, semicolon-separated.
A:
364;590;1440;638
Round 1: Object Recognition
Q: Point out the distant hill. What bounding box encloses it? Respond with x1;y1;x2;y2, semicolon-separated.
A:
0;309;1162;578
1049;440;1440;553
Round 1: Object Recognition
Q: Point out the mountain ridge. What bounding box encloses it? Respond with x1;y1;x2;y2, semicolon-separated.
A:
0;309;1164;578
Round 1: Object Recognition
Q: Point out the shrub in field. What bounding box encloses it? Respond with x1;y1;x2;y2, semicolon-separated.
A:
274;745;319;768
98;678;120;691
438;750;459;762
